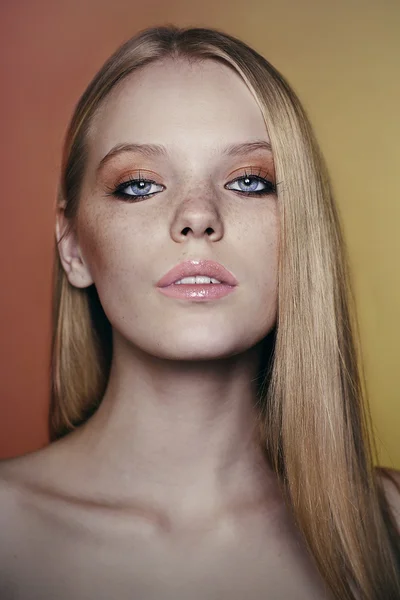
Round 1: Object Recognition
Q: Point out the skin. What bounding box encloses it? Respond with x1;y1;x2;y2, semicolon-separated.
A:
4;57;398;599
55;56;281;525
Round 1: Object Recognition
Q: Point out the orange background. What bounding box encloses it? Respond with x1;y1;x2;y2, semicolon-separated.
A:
1;0;399;467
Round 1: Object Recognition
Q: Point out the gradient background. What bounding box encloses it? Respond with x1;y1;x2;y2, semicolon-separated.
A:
0;0;399;467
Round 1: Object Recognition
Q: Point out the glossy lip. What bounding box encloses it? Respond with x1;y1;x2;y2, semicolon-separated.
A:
156;259;238;288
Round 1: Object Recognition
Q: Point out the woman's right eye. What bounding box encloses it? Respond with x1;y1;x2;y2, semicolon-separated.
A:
113;178;165;201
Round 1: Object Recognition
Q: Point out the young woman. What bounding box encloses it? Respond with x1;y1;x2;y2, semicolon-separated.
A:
0;25;399;600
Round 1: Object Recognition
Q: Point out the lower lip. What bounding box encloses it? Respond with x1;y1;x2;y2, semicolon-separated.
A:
157;284;236;300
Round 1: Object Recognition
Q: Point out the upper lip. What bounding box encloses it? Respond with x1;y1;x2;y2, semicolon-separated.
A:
157;260;238;287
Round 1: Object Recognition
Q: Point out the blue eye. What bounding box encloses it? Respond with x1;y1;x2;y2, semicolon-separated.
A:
225;174;276;196
113;178;164;201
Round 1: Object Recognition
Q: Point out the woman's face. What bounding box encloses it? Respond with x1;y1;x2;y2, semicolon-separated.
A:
63;58;279;360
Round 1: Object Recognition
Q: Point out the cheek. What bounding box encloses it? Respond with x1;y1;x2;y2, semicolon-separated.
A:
76;204;151;284
244;205;279;272
246;207;279;320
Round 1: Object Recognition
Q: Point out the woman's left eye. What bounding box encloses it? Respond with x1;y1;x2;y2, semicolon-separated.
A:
225;174;276;196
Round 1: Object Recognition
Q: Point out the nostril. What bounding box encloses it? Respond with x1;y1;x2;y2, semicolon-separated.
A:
179;226;216;236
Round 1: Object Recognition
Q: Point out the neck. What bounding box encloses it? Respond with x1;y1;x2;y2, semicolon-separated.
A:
68;332;276;525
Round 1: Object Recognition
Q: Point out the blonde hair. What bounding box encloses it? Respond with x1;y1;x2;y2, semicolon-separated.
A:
51;25;400;599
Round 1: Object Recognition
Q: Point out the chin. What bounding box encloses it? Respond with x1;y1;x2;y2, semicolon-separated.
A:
148;329;258;362
117;317;273;361
162;346;241;362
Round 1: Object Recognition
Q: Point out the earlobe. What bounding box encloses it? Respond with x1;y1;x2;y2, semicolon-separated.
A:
55;207;94;289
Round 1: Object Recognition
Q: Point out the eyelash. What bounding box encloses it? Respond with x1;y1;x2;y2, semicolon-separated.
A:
109;168;276;202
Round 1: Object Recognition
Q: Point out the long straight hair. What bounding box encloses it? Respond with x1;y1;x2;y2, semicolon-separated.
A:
50;25;400;599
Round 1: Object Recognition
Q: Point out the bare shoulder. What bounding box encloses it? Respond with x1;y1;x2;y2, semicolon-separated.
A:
0;447;50;490
0;453;36;510
0;457;22;522
0;449;47;508
0;444;70;569
375;465;400;532
0;444;66;531
0;454;36;566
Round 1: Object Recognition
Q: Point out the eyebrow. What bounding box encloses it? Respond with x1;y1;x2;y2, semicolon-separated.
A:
96;140;273;175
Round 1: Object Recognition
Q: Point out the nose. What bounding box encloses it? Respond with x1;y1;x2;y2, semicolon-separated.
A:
170;192;224;243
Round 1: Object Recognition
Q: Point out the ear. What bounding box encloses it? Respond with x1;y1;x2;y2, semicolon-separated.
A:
55;205;94;289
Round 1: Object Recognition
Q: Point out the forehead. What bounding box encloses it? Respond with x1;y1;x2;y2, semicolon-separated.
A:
88;58;269;162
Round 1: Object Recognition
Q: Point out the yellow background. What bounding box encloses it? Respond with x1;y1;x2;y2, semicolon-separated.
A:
0;0;398;466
